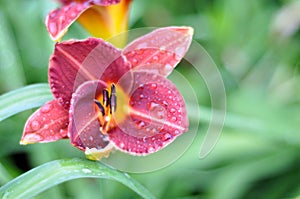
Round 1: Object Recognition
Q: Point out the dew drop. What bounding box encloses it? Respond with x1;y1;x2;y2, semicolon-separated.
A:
119;142;125;148
150;83;157;89
175;47;185;59
50;12;57;18
49;22;57;35
137;42;148;49
160;46;166;51
69;12;76;18
30;121;40;131
151;128;157;134
139;94;144;99
63;6;70;12
136;121;146;129
59;15;66;23
162;101;168;106
171;116;177;121
170;108;176;113
152;56;158;61
163;133;172;141
149;102;159;110
130;100;135;106
41;103;52;113
149;102;165;119
59;129;65;136
163;64;173;75
132;58;138;64
148;147;155;153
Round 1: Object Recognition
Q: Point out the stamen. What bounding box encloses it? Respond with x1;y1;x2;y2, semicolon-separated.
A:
103;89;109;107
94;99;105;116
111;84;116;94
94;84;117;134
110;84;117;113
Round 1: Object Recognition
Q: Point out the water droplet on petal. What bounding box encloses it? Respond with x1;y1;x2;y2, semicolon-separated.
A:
30;121;40;131
149;102;158;110
132;58;138;64
163;64;173;75
170;108;176;113
136;121;146;129
59;16;66;23
63;6;70;12
139;94;144;99
149;102;165;120
148;147;155;153
160;46;166;51
40;103;52;113
152;56;158;61
163;133;172;141
150;83;157;89
59;129;65;136
49;22;57;35
137;43;148;48
175;47;185;58
171;116;177;121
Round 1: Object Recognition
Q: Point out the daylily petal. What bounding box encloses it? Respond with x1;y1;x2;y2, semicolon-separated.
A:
124;26;194;76
109;71;188;155
20;100;69;145
77;0;131;47
69;80;113;155
49;38;129;109
45;0;129;43
46;2;90;41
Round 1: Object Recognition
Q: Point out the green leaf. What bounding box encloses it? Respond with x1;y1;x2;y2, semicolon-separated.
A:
0;84;52;122
0;158;155;199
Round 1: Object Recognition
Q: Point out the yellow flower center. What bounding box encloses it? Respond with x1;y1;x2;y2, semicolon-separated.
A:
94;83;128;134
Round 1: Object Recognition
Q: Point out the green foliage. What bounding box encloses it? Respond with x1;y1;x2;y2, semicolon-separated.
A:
1;0;300;198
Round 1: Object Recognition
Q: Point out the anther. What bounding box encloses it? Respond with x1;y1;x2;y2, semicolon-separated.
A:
94;99;105;116
103;89;109;107
110;84;117;113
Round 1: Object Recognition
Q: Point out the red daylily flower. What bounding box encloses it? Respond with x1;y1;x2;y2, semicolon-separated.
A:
21;26;194;160
46;0;132;45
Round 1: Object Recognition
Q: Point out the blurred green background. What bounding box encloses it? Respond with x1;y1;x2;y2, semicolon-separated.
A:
1;0;300;198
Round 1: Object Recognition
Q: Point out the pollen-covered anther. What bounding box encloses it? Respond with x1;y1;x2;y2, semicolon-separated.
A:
94;84;117;134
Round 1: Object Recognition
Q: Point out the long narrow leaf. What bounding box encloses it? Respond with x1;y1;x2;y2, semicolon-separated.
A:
0;158;155;199
0;84;52;122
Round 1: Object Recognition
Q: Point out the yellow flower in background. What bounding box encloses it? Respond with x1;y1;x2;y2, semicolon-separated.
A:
46;0;132;46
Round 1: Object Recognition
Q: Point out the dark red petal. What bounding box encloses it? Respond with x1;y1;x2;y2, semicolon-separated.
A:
109;71;188;155
20;100;69;144
49;38;129;109
123;26;193;76
45;2;89;41
56;0;121;7
46;0;121;41
69;80;110;151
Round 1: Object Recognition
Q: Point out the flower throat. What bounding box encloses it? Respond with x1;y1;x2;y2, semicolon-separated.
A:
94;84;117;134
